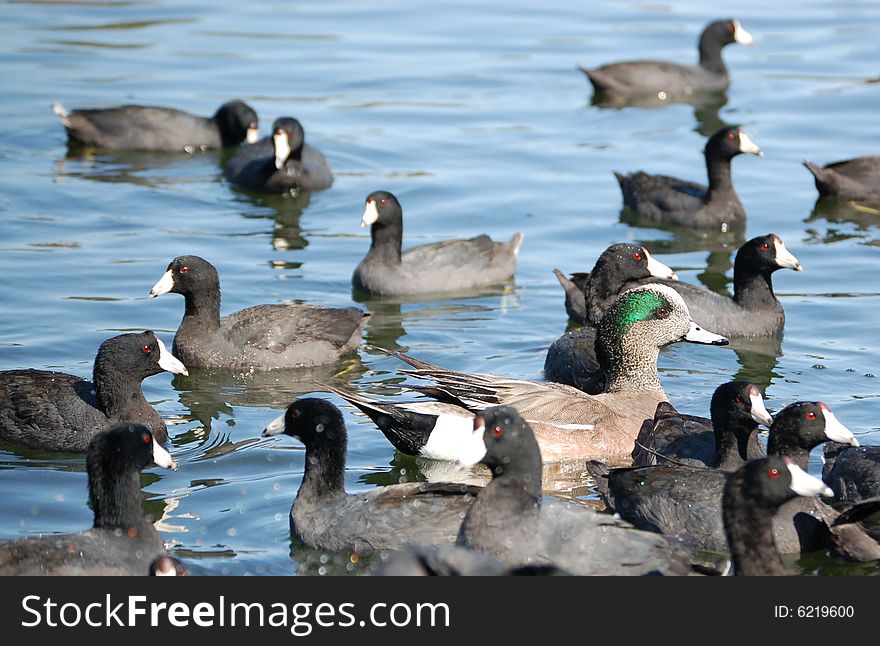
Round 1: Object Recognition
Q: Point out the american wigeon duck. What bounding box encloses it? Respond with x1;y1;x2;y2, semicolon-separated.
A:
631;380;773;469
352;190;523;296
581;19;754;105
615;126;763;230
0;331;186;452
804;156;880;203
52;100;258;152
588;401;872;557
149;255;370;371
549;235;802;392
0;423;177;575
224;117;333;192
365;283;728;464
454;406;701;575
262;398;480;554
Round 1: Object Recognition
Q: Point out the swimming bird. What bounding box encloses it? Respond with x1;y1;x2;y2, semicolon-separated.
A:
589;401;864;555
631;381;773;469
615;126;762;230
581;19;754;105
0;331;186;452
0;423;177;575
149;255;369;371
553;242;678;325
723;456;834;575
224;117;333;192
803;156;880;203
262;398;479;554
373;284;728;463
455;406;700;575
52;100;258;152
352;190;523;296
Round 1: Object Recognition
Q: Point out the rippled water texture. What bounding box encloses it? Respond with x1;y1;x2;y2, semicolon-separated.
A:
1;0;879;575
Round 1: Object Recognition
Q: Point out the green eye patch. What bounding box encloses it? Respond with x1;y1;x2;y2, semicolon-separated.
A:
614;290;668;333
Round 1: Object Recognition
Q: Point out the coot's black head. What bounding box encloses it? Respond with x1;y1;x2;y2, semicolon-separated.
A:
360;190;403;230
95;330;188;381
734;234;803;277
149;255;220;299
262;397;347;451
769;402;859;452
701;19;754;49
705;126;763;161
213;100;259;147
593;243;678;283
465;406;541;479
710;381;773;428
271;117;306;168
87;422;178;478
727;456;832;513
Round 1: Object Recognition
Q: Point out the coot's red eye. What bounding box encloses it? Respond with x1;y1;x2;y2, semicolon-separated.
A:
491;426;503;437
806;411;816;420
768;468;780;479
726;132;736;142
290;409;301;420
380;198;388;206
180;266;189;274
760;243;769;251
143;433;151;445
632;252;642;261
142;345;151;354
735;396;744;404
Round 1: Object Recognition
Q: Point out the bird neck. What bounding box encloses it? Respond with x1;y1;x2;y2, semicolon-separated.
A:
180;286;222;334
732;265;778;309
296;442;347;505
601;336;663;393
714;422;762;471
366;222;403;264
698;34;728;76
92;363;149;419
705;153;735;196
89;466;148;530
724;493;787;576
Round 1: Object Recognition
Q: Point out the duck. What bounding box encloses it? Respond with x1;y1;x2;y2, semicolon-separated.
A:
588;401;866;555
615;126;763;230
581;19;754;104
0;331;186;452
631;381;773;468
723;456;834;575
261;398;480;554
372;284;728;464
454;406;701;575
351;190;523;296
553;242;678;325
148;255;370;371
0;423;178;575
803;156;880;203
52;100;258;152
632;233;802;337
546;235;798;393
224;117;333;193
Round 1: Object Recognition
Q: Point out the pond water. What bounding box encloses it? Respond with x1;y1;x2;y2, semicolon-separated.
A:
1;0;879;575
